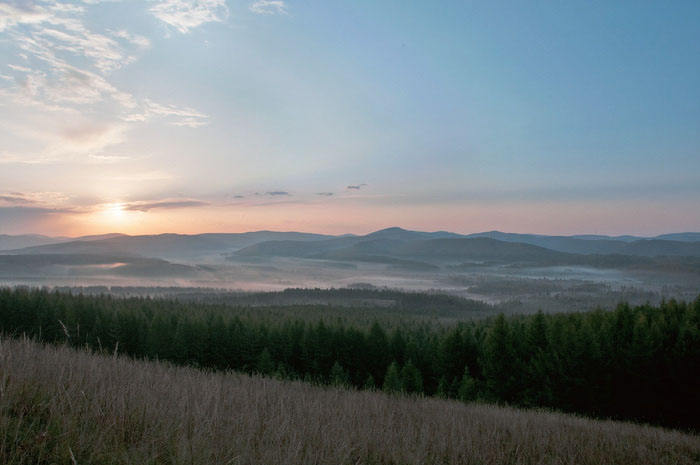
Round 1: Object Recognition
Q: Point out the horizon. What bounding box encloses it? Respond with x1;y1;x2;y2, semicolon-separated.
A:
3;225;699;240
1;1;699;237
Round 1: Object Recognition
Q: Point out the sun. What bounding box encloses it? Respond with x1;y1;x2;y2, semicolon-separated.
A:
94;202;134;229
104;203;126;219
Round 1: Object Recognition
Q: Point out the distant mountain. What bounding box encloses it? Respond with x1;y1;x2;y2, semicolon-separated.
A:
231;235;572;266
365;227;465;241
229;229;700;268
232;237;359;259
0;233;128;252
618;239;700;257
393;237;569;263
0;234;68;251
3;228;700;272
464;231;700;255
654;233;700;242
464;231;626;254
3;231;335;261
569;234;640;242
0;254;202;278
74;233;128;242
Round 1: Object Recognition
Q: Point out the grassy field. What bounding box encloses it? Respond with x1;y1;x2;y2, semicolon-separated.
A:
1;337;698;465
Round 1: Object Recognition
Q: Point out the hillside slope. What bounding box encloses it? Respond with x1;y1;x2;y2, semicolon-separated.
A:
1;338;698;465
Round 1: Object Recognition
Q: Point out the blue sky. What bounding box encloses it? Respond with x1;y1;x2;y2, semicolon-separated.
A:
0;0;698;236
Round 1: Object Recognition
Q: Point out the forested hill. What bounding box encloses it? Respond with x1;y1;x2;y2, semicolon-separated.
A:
3;228;700;263
0;287;698;430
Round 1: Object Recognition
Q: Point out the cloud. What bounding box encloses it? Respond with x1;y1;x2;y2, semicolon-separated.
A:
232;195;245;199
0;191;71;207
60;123;123;144
316;192;334;196
150;0;229;33
123;200;209;212
0;0;209;169
0;3;51;33
0;2;140;113
125;99;208;128
2;2;135;74
346;184;367;190
7;64;32;73
0;194;36;204
265;191;290;196
50;123;126;156
249;1;288;15
0;205;77;220
109;29;151;49
87;154;132;163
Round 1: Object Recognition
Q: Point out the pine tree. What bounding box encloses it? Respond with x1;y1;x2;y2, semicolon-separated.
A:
256;348;275;375
383;361;402;394
482;313;516;402
330;361;349;386
367;322;390;385
363;374;376;390
435;376;448;398
401;359;423;395
457;366;477;402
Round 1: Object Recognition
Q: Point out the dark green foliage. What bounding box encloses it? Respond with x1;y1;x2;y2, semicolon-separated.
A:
256;349;275;375
382;362;402;394
457;367;477;402
400;360;423;395
330;361;349;386
0;287;698;429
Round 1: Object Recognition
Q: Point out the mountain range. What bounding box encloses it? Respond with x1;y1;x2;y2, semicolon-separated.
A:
1;228;699;278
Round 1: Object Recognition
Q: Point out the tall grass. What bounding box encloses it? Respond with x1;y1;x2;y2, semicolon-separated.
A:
1;337;698;465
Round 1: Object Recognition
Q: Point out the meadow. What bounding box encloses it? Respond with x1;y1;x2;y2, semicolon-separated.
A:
2;337;699;465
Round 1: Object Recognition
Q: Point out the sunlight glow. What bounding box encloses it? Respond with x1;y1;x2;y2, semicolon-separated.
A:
88;202;140;230
104;203;126;220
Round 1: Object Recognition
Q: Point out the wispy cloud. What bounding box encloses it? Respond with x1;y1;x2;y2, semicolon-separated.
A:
87;154;132;164
0;0;210;166
0;194;36;204
263;191;290;196
109;29;151;49
0;3;52;33
7;64;32;73
249;1;288;15
150;0;229;33
54;123;126;155
125;99;209;128
346;184;367;190
0;205;76;217
123;200;209;212
0;191;69;205
316;192;334;196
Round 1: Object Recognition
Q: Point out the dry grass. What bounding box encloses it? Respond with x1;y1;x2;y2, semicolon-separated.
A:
1;337;698;465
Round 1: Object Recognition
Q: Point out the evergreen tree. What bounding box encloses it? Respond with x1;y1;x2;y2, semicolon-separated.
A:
435;376;448;398
401;359;423;395
330;361;349;386
256;348;275;375
457;366;477;402
362;374;376;390
383;361;402;394
367;321;390;385
482;313;516;402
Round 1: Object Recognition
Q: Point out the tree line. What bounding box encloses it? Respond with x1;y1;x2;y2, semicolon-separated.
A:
0;287;697;430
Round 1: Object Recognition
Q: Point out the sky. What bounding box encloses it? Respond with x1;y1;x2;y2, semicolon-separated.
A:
0;0;698;237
